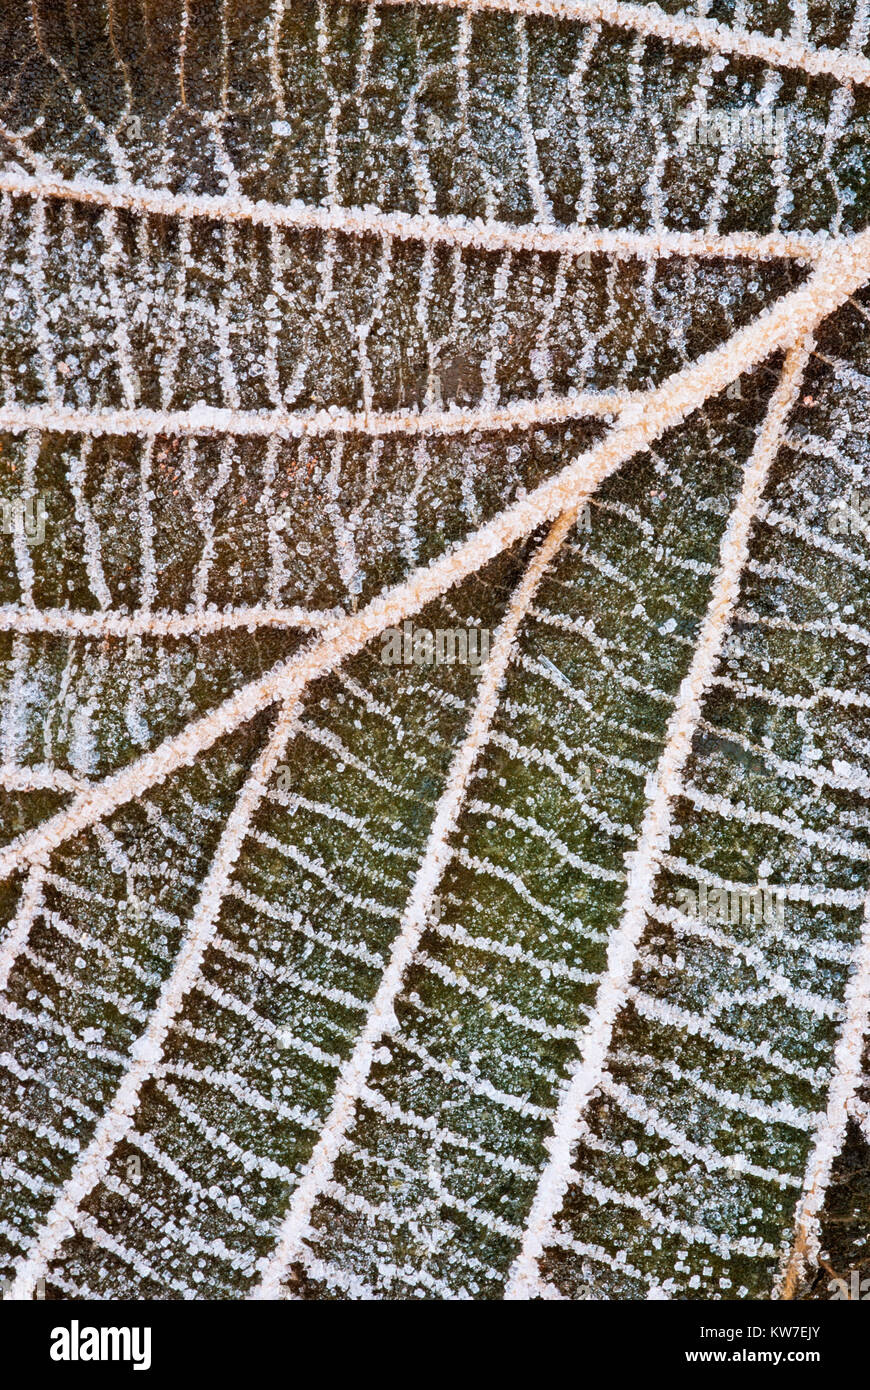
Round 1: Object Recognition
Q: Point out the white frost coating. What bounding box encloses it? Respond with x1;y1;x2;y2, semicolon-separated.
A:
10;432;39;609
851;1095;870;1148
268;0;288;119
0;763;88;793
134;437;157;611
568;1173;778;1259
600;1078;799;1187
0;604;334;638
515;15;554;226
0;169;829;262
373;0;870;86
66;438;112;610
249;509;579;1299
480;253;513;410
779;893;870;1298
628;989;829;1085
2;234;869;886
0;392;629;441
0;867;44;994
27;197;57;408
505;335;813;1300
5;692;305;1299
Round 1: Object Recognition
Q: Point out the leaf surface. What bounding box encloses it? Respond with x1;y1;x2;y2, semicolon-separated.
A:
1;0;869;1301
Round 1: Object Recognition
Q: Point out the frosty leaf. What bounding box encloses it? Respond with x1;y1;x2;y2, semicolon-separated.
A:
0;0;870;1303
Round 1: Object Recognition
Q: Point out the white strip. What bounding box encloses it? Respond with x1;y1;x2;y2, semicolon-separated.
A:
505;334;813;1299
5;693;305;1299
601;1077;800;1188
0;392;630;441
0;168;828;261
628;989;828;1084
67;438;112;610
0;867;44;994
249;509;578;1298
9;433;39;609
2;234;868;886
373;0;870;86
0;763;88;793
0;603;334;638
778;893;870;1297
558;1173;777;1259
852;1095;870;1148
